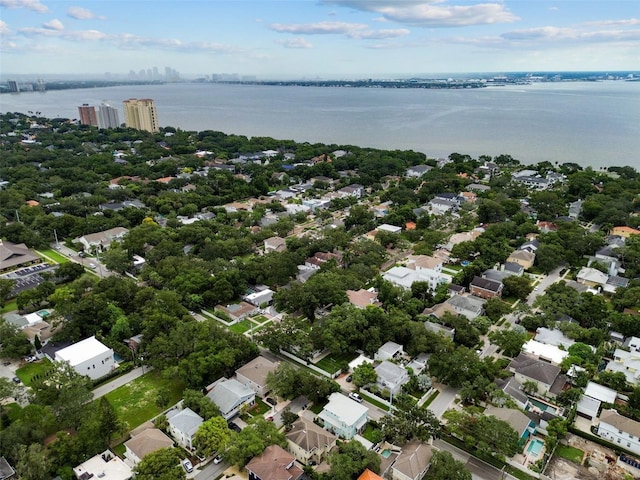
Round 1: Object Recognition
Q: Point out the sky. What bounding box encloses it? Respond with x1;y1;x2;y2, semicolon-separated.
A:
0;0;639;78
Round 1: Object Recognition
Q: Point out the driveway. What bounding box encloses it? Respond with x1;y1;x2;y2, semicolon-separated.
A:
427;385;459;419
91;366;149;400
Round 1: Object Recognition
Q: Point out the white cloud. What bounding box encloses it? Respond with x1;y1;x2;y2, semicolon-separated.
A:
585;18;640;27
0;0;48;13
67;6;104;20
349;28;410;39
501;26;640;42
42;18;64;31
276;38;313;49
270;21;368;35
323;0;518;27
0;19;10;34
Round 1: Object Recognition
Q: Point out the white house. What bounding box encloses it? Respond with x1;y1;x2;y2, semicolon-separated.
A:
73;450;132;480
54;336;115;380
375;341;404;362
606;338;640;384
382;255;450;292
375;361;410;395
597;409;640;455
317;392;368;439
207;378;255;420
405;165;432;178
74;227;129;252
167;407;203;451
577;382;617;420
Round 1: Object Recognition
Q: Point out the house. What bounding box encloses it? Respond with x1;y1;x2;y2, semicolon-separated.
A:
215;301;259;323
534;328;575;350
124;428;174;465
0;240;42;273
236;356;279;398
576;267;609;288
519;239;540;253
383;256;450;292
358;469;384;480
469;276;503;299
485;406;536;445
509;353;565;397
74;227;129;252
73;450;132;480
577;382;617;420
495;376;529;410
317;392;368;439
596;409;640;455
375;361;410;395
391;441;432;480
424;294;485;321
246;445;303;480
506;250;535;270
338;184;365;198
0;457;15;480
610;226;640;238
522;339;569;365
346;289;382;309
286;417;337;465
376;224;403;234
405;165;432;178
244;288;275;307
54;336;115;380
375;341;404;362
606;337;640;383
207;378;255;420
424;321;455;339
166;407;203;450
427;198;458;215
305;251;343;270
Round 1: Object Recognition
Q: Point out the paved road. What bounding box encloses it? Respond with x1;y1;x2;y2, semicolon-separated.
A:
526;265;565;307
92;366;149;400
427;385;459;418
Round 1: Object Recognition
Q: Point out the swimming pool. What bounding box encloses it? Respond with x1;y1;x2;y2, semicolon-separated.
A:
381;449;392;459
527;439;544;457
527;397;559;415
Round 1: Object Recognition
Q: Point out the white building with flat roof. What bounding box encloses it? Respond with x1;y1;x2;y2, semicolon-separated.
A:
55;336;115;380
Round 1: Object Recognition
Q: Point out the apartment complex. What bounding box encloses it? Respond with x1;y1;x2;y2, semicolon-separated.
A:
78;104;98;126
123;98;159;132
97;102;121;128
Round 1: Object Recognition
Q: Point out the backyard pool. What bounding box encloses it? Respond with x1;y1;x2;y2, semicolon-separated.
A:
381;449;392;459
527;397;559;415
527;439;544;457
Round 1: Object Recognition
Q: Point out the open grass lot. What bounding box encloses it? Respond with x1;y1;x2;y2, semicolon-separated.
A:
36;249;69;264
228;319;258;334
16;358;53;385
104;370;186;431
555;445;585;464
314;352;357;375
1;299;18;314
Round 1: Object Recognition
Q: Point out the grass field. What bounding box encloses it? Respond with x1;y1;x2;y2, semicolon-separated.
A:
555;445;584;464
228;319;258;334
36;249;69;264
104;370;185;431
15;358;53;385
1;299;18;314
314;352;357;375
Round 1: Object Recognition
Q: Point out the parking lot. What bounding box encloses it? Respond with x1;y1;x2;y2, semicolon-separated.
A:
1;262;58;297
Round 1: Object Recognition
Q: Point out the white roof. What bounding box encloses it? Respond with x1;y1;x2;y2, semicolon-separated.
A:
24;312;43;325
321;392;368;425
56;336;112;366
522;339;568;365
584;381;617;403
377;224;402;233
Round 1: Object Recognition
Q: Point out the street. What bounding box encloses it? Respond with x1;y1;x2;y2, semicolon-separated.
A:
433;439;519;480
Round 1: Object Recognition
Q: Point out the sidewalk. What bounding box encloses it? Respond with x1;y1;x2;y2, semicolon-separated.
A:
92;366;149;400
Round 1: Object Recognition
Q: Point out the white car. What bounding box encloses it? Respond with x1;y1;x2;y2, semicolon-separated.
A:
213;454;223;464
88;262;97;269
182;459;193;473
349;392;363;403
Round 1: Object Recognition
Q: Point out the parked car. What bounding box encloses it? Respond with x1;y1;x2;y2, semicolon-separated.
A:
228;422;241;432
88;262;97;269
12;377;21;384
346;375;352;382
24;355;36;363
349;392;363;403
182;459;193;473
213;454;223;464
266;397;277;406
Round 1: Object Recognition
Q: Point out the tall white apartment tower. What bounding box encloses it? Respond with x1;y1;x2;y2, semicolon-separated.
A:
97;102;120;129
122;98;159;132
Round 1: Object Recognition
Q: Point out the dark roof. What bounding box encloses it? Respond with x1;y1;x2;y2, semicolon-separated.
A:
509;353;561;386
470;276;503;293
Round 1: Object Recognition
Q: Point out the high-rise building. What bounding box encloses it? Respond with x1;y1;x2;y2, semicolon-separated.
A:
7;80;20;92
78;104;98;126
97;102;120;129
122;98;159;132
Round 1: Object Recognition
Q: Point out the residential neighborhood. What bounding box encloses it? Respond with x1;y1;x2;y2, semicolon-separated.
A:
1;111;640;480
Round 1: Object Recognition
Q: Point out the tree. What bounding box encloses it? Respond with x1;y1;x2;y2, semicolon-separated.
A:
54;261;85;282
224;418;287;468
280;407;298;428
379;396;441;445
483;298;511;322
0;278;15;307
0;319;33;359
425;450;471;480
182;388;220;420
15;443;52;480
502;276;533;300
194;416;232;457
488;329;528;357
351;362;377;388
322;440;380;480
134;448;185;480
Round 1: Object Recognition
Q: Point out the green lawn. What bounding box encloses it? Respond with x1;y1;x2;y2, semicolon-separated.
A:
103;370;186;431
252;315;269;324
36;249;69;264
1;299;18;314
314;352;357;375
361;423;382;443
423;390;440;407
15;358;53;385
245;398;270;416
555;445;584;464
228;319;258;334
310;401;327;414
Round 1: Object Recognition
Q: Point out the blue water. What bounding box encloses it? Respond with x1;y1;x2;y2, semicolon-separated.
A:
527;439;544;456
1;81;638;168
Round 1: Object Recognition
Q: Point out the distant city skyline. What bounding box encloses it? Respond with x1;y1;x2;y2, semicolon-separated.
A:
1;0;638;77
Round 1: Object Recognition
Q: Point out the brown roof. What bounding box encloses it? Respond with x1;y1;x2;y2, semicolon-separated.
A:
246;445;303;480
346;289;380;309
236;356;279;388
392;441;432;480
286;418;336;453
124;428;174;460
407;255;443;270
507;250;535;262
485;406;532;435
599;409;640;437
0;240;41;271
